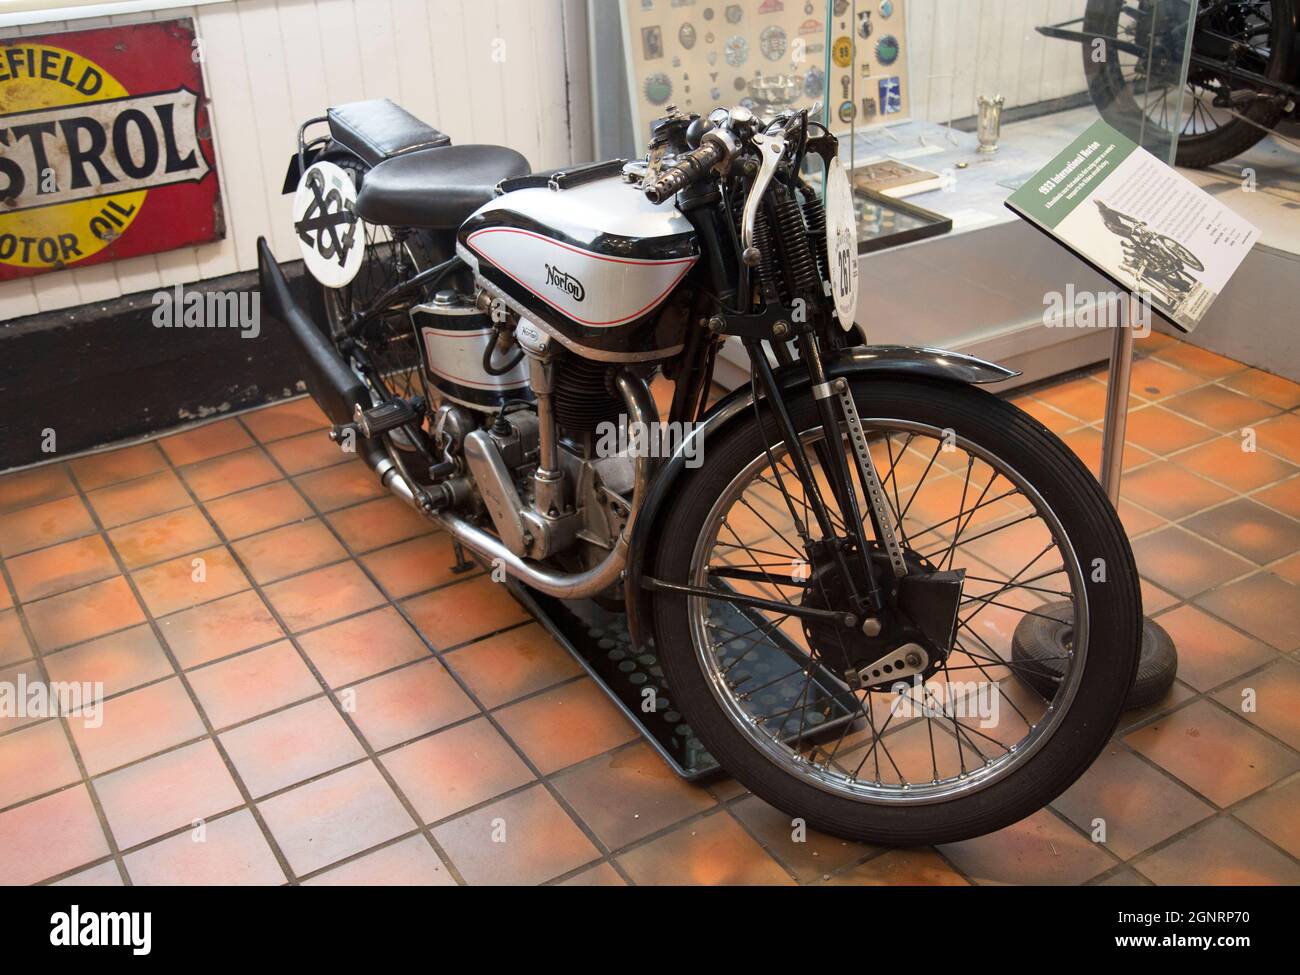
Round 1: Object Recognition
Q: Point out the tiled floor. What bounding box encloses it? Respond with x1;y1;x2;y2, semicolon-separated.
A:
1;330;1297;885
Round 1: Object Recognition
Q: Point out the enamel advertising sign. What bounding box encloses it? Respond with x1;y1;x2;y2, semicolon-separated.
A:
0;18;222;280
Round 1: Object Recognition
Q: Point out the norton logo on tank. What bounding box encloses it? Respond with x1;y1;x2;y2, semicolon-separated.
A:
0;19;222;280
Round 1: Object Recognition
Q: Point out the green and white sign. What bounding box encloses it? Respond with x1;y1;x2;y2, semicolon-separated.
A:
1007;120;1258;332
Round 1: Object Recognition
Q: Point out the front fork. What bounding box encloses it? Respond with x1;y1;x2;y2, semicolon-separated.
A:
744;330;907;626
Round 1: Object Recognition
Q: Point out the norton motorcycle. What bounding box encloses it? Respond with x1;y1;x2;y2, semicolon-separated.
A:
259;97;1142;845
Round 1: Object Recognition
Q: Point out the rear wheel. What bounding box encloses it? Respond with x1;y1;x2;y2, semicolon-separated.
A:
650;377;1142;844
1083;0;1295;169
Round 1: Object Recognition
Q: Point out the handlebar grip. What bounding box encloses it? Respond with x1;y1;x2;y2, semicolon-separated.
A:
642;140;725;204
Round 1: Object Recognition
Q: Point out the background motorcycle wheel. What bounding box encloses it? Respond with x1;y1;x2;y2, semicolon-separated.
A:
650;376;1143;845
1082;0;1296;169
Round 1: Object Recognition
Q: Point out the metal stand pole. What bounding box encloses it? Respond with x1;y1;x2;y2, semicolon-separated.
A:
1099;292;1139;504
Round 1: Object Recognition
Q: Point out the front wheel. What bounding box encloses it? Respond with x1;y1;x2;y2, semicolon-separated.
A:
650;377;1142;845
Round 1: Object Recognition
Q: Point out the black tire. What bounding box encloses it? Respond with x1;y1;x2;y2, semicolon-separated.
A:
1083;0;1295;169
650;377;1143;845
1012;600;1177;711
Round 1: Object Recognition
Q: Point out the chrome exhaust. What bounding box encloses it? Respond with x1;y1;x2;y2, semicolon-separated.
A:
377;369;655;601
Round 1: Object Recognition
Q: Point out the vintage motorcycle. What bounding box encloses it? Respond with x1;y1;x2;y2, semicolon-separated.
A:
259;97;1142;845
1044;0;1299;169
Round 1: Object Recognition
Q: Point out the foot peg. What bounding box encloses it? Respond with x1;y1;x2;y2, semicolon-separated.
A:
353;398;418;438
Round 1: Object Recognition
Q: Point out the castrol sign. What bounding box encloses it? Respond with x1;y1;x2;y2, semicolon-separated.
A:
0;19;223;280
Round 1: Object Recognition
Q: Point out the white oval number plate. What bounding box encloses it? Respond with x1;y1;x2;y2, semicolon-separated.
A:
825;156;860;330
293;160;363;288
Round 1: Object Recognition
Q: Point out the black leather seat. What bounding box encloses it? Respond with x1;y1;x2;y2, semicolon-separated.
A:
356;145;531;229
327;98;450;168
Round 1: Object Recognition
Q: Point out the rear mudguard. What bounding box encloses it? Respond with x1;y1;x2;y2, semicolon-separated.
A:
623;344;1019;650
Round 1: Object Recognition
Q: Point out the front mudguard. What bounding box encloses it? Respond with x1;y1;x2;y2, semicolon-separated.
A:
623;344;1019;650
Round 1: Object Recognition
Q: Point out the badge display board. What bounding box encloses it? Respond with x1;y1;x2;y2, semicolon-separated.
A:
619;0;910;139
0;18;223;281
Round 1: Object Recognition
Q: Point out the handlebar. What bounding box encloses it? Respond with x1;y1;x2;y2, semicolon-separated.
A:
642;139;726;204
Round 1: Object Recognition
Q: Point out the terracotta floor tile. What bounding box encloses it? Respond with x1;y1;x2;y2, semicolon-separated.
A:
265;430;351;476
325;495;434;553
158;589;284;669
553;743;715;850
158;417;254;467
1233;775;1300;859
132;545;250;618
1060;426;1154;477
360;532;478;599
1139;581;1178;619
431;783;599;885
263;561;385;633
232;519;347;585
0;720;81;808
6;534;118;602
70;677;206;775
70;443;169;492
0;494;96;557
1127;356;1206;400
1196;572;1300;651
343;658;477;751
725;794;873;882
1124;699;1299;807
1273;551;1300;586
124;808;285;885
442;622;582;709
495;678;637;775
43;624;172;699
1116;678;1199;736
1120;460;1234;520
86;470;191;530
1255;412;1300;466
1051;744;1214;859
939;808;1116;884
0;660;45;734
402;575;530;649
1211;659;1300;749
24;576;145;652
1153;342;1247;380
0;609;31;665
1131;527;1254;599
0;785;109;885
1122;405;1216;456
205;481;313;540
828;849;969;885
294;461;387;512
558;862;627;886
241;398;329;443
1221;367;1300;410
0;582;9;612
1032;376;1110;423
1252;474;1300;520
1164;384;1281;434
0;464;75;515
1117;499;1167;540
298;606;429;688
179;447;281;502
95;740;244;850
1175;434;1297;493
257;761;414;876
618;809;793;885
1151;603;1276;692
382;716;533;823
1137;815;1300;885
108;506;220;570
219;697;365;797
1183;499;1300;565
304;834;455;886
189;641;321;729
53;861;124;886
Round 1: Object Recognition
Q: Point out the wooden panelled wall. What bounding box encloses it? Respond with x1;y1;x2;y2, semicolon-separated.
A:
0;0;591;317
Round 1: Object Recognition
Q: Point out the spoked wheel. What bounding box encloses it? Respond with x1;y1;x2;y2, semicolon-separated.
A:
1083;0;1295;169
651;377;1142;844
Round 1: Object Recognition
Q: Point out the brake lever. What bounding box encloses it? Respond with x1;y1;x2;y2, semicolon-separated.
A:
740;133;787;262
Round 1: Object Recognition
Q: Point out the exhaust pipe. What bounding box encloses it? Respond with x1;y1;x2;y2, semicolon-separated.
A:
261;238;651;601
